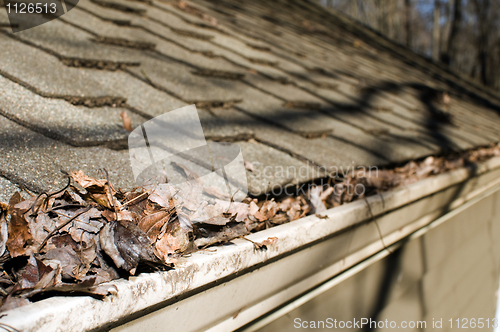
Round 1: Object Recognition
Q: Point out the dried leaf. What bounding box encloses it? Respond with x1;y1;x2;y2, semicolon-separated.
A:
44;247;81;280
154;220;191;261
120;111;133;132
308;186;326;213
138;211;170;235
148;184;174;208
198;215;231;226
70;170;107;191
253;237;278;249
70;171;116;210
19;255;55;290
100;221;158;274
0;213;8;257
216;200;249;222
194;223;248;248
203;186;230;200
6;205;33;258
244;161;255;172
171;162;202;184
249;201;266;222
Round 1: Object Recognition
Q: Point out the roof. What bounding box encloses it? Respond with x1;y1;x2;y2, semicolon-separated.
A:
1;0;500;199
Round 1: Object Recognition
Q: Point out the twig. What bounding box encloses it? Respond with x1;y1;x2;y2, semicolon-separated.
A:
120;183;157;210
30;175;71;215
37;206;91;253
45;204;87;213
239;236;259;249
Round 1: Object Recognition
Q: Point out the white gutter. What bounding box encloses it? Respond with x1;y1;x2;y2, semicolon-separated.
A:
1;157;500;332
241;179;500;331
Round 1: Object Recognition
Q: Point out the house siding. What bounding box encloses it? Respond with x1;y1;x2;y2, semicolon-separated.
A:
256;190;500;332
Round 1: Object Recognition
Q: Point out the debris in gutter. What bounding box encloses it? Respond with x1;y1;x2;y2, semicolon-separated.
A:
0;143;499;311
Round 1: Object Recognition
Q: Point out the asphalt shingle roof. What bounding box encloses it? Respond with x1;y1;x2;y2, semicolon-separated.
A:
1;0;500;198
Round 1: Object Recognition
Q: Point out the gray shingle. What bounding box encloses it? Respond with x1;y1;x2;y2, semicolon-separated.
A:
0;75;145;146
11;13;143;65
239;140;319;195
0;33;186;118
0;115;136;193
0;176;20;203
0;0;499;198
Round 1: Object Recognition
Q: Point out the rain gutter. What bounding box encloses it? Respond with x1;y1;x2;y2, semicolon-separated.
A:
1;157;500;332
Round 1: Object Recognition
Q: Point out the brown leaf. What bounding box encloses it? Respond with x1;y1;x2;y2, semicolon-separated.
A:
198;215;231;226
138;210;170;235
70;171;117;210
154;220;191;261
216;200;249;222
203;186;230;200
194;223;248;248
148;184;174;208
8;191;23;207
249;201;266;221
308;186;327;213
171;162;203;184
120;111;133;132
6;205;33;258
260;200;278;219
253;236;278;249
44;247;81;280
244;161;255;172
100;221;158;274
19;255;55;290
70;170;107;191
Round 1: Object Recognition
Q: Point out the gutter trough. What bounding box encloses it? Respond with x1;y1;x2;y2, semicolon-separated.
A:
2;157;500;331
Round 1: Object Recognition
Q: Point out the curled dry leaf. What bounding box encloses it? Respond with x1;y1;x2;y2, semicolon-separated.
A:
171;162;202;184
0;207;8;257
253;237;278;249
154;219;191;262
309;186;327;213
6;203;33;258
194;223;248;248
203;186;230;200
70;170;117;210
244;161;255;172
18;255;56;290
120;111;133;132
100;221;158;274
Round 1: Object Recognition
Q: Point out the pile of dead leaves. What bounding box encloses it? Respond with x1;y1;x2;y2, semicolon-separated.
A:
316;142;500;211
0;170;309;312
